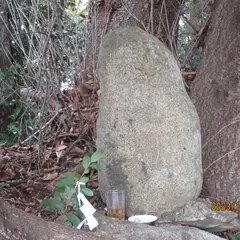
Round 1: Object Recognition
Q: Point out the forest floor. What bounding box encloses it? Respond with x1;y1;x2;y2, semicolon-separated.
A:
0;89;104;222
0;142;104;222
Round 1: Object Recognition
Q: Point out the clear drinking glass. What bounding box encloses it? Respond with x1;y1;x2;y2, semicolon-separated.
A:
106;189;125;220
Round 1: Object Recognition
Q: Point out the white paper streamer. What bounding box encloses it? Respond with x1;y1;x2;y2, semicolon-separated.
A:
76;181;99;231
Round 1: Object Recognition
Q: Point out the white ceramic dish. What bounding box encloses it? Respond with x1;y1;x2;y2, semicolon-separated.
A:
128;215;158;224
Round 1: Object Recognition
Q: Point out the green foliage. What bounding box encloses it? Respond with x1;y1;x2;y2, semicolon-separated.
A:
177;0;209;71
66;212;81;227
66;0;78;10
0;103;35;145
39;150;104;227
39;198;65;212
0;65;36;145
0;0;88;145
91;150;104;163
0;112;36;145
0;72;5;81
177;21;203;71
229;233;240;240
0;66;17;106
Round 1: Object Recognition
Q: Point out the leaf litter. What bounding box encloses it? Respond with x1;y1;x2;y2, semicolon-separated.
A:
0;86;104;221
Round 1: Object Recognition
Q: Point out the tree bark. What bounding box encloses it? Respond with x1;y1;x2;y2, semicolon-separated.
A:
0;199;125;240
190;0;240;201
80;0;183;83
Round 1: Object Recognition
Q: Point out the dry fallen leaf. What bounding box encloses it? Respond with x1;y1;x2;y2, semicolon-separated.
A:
46;174;63;192
25;207;32;213
24;187;34;194
43;150;52;162
97;89;101;96
43;172;58;181
69;147;84;155
0;171;12;180
56;151;63;159
55;144;67;152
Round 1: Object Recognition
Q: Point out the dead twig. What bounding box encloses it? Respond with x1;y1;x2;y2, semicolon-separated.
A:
0;179;27;187
22;109;63;144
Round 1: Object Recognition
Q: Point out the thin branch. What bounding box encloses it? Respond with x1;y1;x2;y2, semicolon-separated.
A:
181;14;198;34
22;109;63;144
203;119;240;148
204;146;240;173
150;0;154;35
121;0;147;30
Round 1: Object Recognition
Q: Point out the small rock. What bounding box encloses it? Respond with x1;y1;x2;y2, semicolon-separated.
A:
156;198;240;233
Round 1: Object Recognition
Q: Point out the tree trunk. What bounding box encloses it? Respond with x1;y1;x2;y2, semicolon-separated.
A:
0;199;125;240
80;0;183;83
190;0;240;201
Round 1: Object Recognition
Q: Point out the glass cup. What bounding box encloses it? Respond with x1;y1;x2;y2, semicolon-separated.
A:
106;189;125;220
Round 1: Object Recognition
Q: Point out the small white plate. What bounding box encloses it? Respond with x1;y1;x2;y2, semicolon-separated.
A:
128;215;158;224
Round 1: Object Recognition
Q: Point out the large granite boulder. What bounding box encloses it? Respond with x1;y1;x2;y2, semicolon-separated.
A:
96;26;202;216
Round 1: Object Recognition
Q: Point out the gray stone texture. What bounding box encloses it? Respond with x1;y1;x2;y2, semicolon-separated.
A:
156;198;240;233
96;26;202;216
96;212;225;240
